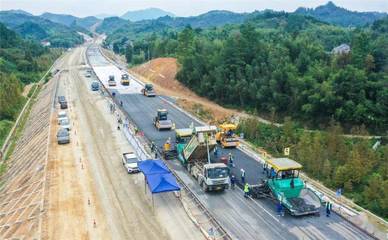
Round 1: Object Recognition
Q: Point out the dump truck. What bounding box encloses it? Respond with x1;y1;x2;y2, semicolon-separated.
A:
141;83;156;97
154;109;173;130
250;158;321;216
215;123;240;148
121;73;130;86
177;126;230;192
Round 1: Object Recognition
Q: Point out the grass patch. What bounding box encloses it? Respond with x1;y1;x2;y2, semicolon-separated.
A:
0;120;14;148
27;84;38;98
192;103;213;122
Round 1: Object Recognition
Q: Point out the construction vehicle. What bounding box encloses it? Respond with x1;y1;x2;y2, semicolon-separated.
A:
154;109;173;130
108;75;116;86
121;73;130;86
215;123;240;148
141;83;156;97
250;158;321;216
177;126;230;192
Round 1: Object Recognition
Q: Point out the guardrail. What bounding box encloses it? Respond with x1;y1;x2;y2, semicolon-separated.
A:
86;44;232;240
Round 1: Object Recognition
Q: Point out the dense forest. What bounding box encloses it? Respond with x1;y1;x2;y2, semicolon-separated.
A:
119;12;388;133
0;23;61;145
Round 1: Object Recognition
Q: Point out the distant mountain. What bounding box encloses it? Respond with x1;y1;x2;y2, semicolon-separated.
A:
95;13;117;19
121;8;175;21
0;11;84;47
96;17;129;34
40;12;99;30
154;10;248;28
3;9;32;16
295;1;387;27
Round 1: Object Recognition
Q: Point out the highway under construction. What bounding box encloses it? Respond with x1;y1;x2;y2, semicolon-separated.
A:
0;39;382;239
86;42;374;240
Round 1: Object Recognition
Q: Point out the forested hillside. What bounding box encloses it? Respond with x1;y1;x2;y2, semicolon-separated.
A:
295;1;387;27
117;12;388;133
40;12;99;30
0;23;61;145
0;11;84;47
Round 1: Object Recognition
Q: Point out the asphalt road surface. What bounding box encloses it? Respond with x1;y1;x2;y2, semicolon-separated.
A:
87;44;373;240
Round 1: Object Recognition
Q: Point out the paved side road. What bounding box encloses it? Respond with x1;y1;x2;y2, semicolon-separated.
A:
87;44;374;240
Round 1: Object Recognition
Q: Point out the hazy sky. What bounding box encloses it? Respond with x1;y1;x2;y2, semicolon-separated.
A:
1;0;387;17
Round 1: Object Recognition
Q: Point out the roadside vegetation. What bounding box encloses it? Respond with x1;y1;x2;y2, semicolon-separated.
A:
238;118;388;219
0;23;61;153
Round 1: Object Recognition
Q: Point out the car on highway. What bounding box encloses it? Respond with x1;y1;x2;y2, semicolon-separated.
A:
122;152;141;173
57;128;70;144
108;75;116;86
57;111;68;124
91;81;100;91
58;95;66;103
60;101;68;109
59;118;71;131
85;73;91;78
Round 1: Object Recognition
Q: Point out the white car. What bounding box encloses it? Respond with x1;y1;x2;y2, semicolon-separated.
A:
59;118;71;131
122;152;140;173
57;111;68;124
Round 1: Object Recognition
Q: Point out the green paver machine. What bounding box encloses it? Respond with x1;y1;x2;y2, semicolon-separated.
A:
251;158;321;216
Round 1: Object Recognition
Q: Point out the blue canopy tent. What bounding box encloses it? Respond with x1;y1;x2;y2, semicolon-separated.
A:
138;159;170;175
146;173;181;193
138;160;181;210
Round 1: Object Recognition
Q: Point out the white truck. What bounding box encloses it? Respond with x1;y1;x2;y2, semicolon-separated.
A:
177;126;230;192
122;152;140;173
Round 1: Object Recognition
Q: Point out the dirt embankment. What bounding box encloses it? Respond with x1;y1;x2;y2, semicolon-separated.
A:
130;58;237;123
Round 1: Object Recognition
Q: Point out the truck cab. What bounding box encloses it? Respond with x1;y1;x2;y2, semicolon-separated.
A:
190;162;229;192
121;73;130;86
108;75;116;86
141;83;156;97
154;109;172;130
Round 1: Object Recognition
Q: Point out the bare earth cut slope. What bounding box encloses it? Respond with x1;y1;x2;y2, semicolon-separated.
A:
131;58;236;123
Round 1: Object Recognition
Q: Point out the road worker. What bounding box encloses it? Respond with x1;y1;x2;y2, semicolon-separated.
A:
164;138;171;152
326;201;332;217
244;183;249;198
240;168;246;184
228;152;234;168
230;175;236;189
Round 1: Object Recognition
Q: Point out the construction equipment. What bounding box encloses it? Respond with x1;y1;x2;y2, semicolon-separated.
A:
121;73;130;86
250;158;321;216
177;126;230;192
215;123;239;148
153;109;173;130
108;75;116;86
141;83;156;97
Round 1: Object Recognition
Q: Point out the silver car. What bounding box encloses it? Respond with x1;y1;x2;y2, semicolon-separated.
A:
59;118;71;131
57;128;70;144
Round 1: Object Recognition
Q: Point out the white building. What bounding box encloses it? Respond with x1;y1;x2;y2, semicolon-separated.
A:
332;44;350;55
